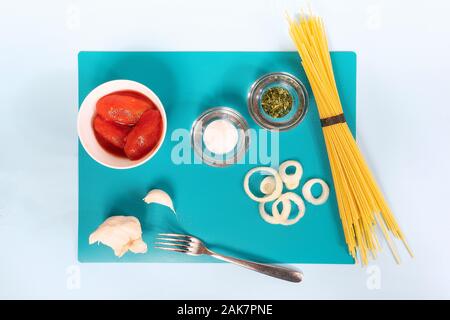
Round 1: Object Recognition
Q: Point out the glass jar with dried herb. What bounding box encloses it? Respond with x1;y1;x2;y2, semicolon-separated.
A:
261;87;293;118
247;72;309;131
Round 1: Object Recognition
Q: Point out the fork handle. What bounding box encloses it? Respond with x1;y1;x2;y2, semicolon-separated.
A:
207;250;303;283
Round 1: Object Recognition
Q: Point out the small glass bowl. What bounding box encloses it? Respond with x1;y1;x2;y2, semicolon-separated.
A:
247;72;309;131
191;107;250;167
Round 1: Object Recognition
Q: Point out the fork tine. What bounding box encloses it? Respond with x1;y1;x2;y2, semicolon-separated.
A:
154;241;190;249
156;237;191;243
158;233;191;238
154;246;188;254
158;233;199;243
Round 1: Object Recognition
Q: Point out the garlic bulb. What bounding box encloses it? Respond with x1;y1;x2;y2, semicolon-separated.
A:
89;216;147;257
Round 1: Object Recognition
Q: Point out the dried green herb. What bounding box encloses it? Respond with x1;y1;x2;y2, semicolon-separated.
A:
261;87;293;118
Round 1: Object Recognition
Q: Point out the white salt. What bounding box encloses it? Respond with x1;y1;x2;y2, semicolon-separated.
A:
203;119;239;154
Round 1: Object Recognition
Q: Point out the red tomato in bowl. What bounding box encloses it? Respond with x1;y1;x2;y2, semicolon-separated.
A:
93;115;131;151
96;91;154;126
124;109;163;160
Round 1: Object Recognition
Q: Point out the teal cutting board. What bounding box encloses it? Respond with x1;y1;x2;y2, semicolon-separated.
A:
78;51;356;264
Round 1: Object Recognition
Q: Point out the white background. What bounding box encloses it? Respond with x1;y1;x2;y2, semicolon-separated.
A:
1;0;449;299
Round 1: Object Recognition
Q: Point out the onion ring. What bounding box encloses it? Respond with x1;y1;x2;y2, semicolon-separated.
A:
279;160;303;190
258;198;291;224
302;178;329;205
272;192;306;226
260;176;276;195
244;167;283;203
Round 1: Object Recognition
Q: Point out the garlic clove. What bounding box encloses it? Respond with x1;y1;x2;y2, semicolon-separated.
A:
143;189;175;213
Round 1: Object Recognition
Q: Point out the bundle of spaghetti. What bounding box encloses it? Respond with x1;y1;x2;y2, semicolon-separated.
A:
287;13;413;265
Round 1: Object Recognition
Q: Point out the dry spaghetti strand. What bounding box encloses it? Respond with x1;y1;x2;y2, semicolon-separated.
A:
288;13;413;265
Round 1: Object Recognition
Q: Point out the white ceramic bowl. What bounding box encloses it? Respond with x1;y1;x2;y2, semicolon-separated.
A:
77;80;167;169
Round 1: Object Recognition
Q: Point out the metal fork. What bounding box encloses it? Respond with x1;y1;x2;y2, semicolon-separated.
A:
155;233;303;283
